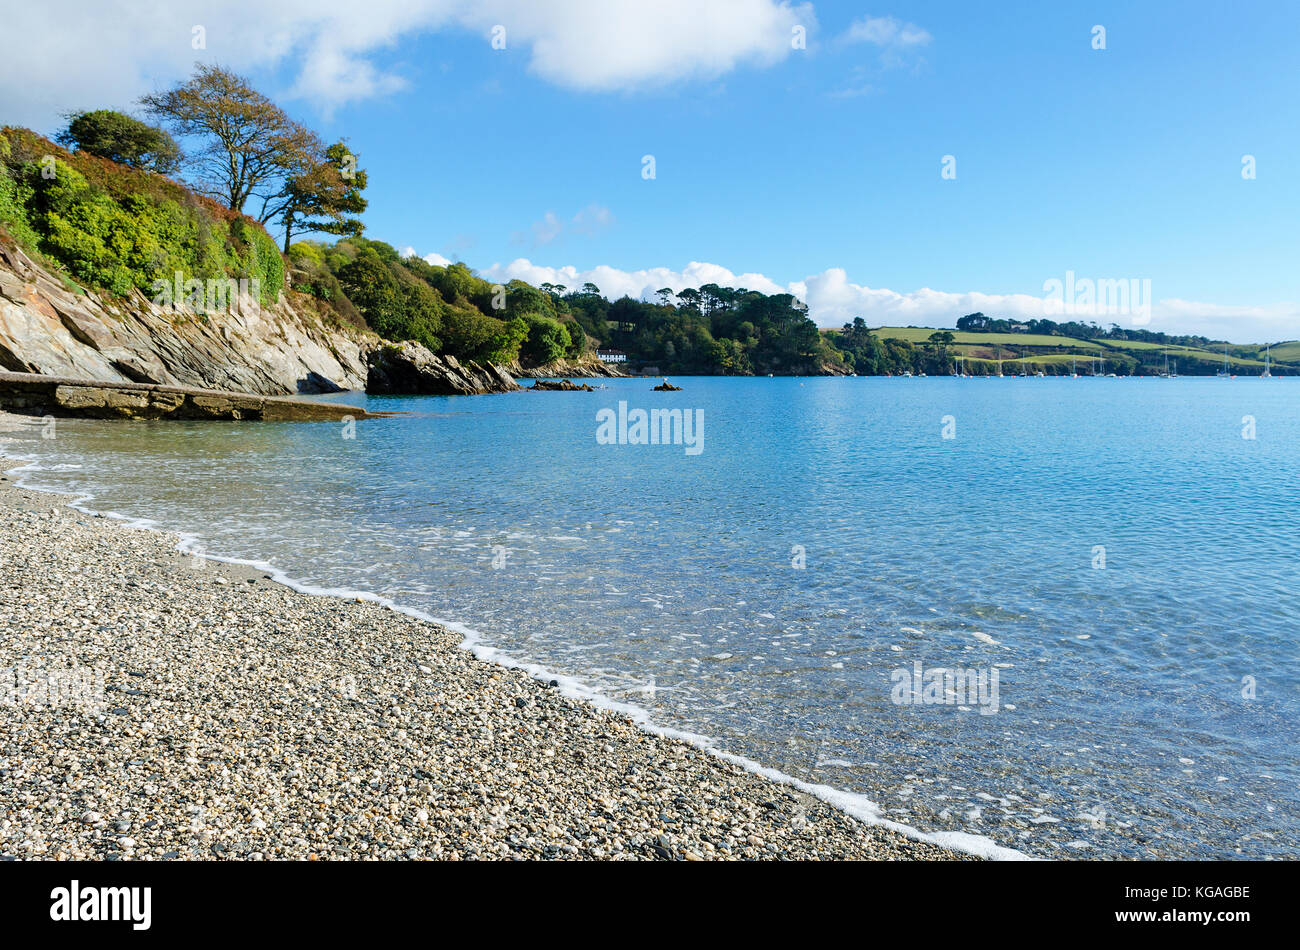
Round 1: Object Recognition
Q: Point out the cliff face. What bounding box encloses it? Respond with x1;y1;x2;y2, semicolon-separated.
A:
506;356;626;379
0;234;370;395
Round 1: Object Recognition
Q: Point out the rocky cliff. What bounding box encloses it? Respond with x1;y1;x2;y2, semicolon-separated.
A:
365;341;518;396
0;233;519;397
506;356;626;379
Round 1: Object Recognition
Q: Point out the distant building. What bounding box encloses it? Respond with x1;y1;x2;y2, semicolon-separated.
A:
597;349;627;364
1010;323;1029;332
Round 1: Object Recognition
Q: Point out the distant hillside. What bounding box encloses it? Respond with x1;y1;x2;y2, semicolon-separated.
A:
862;325;1290;376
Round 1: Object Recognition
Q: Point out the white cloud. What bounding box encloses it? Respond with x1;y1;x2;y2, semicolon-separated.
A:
2;0;814;129
467;257;1297;342
524;212;565;247
842;15;931;48
514;204;615;247
830;15;930;92
570;204;614;236
399;246;454;266
480;258;787;301
485;0;815;91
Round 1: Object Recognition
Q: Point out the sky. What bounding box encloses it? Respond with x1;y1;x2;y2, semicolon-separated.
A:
4;1;1299;340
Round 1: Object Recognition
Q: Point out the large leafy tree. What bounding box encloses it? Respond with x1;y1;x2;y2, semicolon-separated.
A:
57;110;181;173
271;142;368;252
140;64;319;214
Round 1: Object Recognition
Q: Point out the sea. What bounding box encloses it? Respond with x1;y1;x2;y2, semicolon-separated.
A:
8;375;1298;859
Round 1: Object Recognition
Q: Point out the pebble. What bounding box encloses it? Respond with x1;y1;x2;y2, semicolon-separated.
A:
0;452;963;863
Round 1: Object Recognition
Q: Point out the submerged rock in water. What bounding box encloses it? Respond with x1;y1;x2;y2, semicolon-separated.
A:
528;378;594;392
652;381;682;391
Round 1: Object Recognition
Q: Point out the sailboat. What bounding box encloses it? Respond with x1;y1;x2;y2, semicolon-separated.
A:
1262;343;1272;378
1160;350;1171;378
1216;344;1232;378
1070;357;1078;378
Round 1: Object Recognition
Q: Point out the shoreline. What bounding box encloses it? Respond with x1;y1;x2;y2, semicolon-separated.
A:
0;429;983;861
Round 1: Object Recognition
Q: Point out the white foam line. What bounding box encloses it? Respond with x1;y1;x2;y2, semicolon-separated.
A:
6;454;1031;862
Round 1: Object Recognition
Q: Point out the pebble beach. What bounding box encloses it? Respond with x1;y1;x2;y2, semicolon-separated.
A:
0;436;963;861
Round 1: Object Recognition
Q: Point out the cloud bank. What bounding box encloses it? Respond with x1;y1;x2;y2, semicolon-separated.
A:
474;258;1298;342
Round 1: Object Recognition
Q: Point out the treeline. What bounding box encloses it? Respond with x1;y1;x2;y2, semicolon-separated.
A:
561;283;842;375
955;312;1219;348
288;244;849;374
289;237;588;366
831;318;949;375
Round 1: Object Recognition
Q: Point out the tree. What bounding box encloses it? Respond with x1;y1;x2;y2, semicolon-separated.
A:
140;64;320;214
520;314;571;364
273;141;368;252
57;110;181;174
504;280;552;320
927;330;955;368
337;247;402;327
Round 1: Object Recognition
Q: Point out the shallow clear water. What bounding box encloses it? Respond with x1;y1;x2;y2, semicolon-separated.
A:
8;376;1298;858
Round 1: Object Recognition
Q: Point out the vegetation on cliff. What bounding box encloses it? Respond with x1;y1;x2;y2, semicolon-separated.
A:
0;125;282;305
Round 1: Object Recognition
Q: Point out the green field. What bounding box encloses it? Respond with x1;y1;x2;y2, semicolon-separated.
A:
873;327;1102;348
1254;341;1300;361
871;326;1279;371
1097;339;1171;351
1098;339;1263;366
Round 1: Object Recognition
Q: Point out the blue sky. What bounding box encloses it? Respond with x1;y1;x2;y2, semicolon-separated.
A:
8;1;1300;338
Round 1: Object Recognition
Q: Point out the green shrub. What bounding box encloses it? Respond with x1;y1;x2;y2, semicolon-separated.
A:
441;308;526;364
288;241;325;266
0;127;284;305
0;163;41;251
57;110;180;174
520;313;571;364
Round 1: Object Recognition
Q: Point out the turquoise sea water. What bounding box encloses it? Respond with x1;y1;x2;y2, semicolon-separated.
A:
11;376;1299;858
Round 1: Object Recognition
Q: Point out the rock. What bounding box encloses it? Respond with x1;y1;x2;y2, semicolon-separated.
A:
297;371;346;394
528;379;594;392
652;381;682;391
0;237;369;394
0;371;378;422
363;341;519;396
506;356;626;379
